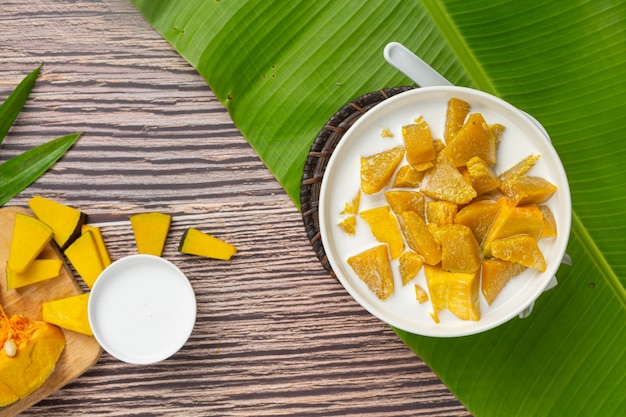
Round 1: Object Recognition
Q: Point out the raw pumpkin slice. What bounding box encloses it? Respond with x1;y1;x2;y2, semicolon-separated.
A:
360;206;404;260
64;230;105;288
442;113;497;168
490;234;547;272
434;224;482;274
130;212;172;257
402;120;436;171
424;264;481;323
420;154;477;204
7;213;53;273
444;97;470;142
360;146;405;194
481;258;527;305
384;190;425;219
6;259;63;290
179;228;237;260
0;307;66;407
398;211;441;266
347;244;394;300
82;224;111;267
28;195;87;251
399;250;425;285
42;293;92;336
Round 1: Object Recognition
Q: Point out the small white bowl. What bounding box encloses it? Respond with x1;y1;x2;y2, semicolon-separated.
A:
88;255;196;364
319;86;572;337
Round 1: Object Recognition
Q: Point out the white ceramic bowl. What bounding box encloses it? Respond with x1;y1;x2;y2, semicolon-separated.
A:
88;254;196;364
318;86;571;337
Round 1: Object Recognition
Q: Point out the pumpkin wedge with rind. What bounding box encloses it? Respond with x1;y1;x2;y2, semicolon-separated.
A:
42;293;92;336
360;206;404;260
360;146;405;195
7;213;53;273
490;234;547;272
0;309;66;407
130;212;172;257
179;228;237;260
481;258;527;305
64;230;105;288
442;113;496;168
424;264;481;323
28;195;87;251
6;259;63;290
347;244;394;300
402;121;436;171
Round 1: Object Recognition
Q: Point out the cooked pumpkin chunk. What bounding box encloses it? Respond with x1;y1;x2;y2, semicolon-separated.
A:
360;146;405;194
64;230;105;288
398;211;441;265
179;228;237;260
434;224;483;274
28;195;86;251
489;123;506;145
454;199;500;244
420;154;477;204
539;205;558;238
402;121;436;171
424;264;480;322
399;250;425;285
340;190;361;215
490;234;547;272
360;206;404;260
415;284;429;304
481;258;527;305
501;175;557;205
426;201;458;226
442;113;496;168
8;214;53;273
481;197;544;257
81;225;111;267
392;164;424;188
6;259;62;290
384;190;425;219
130;212;172;257
498;154;541;188
466;156;501;195
444;98;470;142
347;245;394;300
42;293;92;336
337;215;357;235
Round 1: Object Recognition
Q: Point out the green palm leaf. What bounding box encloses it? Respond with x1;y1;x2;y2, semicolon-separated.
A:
131;0;626;415
0;64;41;145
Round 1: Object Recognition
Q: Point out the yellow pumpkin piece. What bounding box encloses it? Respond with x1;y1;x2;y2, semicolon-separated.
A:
444;97;471;142
347;245;394;300
340;190;361;215
392;164;424;188
426;201;458;226
498;154;541;188
179;228;237;260
81;225;111;267
539;205;558;238
6;259;63;290
466;156;501;195
434;224;483;274
402;121;436;171
490;234;547;272
424;264;480;322
481;197;544;257
399;250;425;285
415;284;429;304
384;190;425;219
490;123;506;146
360;206;404;259
442;113;496;168
360;146;405;194
130;212;172;257
0;307;66;407
420;154;477;204
8;214;53;273
433;138;446;154
42;293;92;336
337;215;357;236
481;258;527;305
398;211;441;265
454;200;500;244
64;231;105;288
501;175;557;205
28;195;87;251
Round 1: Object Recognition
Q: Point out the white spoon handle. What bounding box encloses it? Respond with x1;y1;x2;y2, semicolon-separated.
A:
383;42;452;87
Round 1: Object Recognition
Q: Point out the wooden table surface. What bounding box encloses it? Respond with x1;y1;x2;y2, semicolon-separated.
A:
1;1;471;416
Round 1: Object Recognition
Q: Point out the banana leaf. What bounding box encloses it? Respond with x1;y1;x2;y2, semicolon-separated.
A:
0;64;41;145
131;0;626;415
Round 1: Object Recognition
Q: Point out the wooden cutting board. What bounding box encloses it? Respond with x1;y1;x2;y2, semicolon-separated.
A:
0;206;101;417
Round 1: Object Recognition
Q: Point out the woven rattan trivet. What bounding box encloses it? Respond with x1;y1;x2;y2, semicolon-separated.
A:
300;86;415;277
